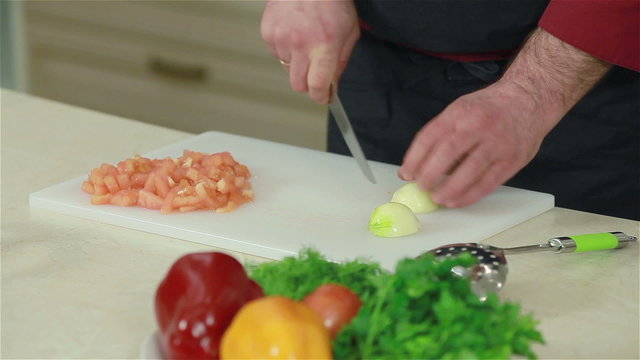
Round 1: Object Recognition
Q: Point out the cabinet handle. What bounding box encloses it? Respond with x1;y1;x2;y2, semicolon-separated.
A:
147;56;208;82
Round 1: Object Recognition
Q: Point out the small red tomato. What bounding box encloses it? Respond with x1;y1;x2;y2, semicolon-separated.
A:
301;283;362;338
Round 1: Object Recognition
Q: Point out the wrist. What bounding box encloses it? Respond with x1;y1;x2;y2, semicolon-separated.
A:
495;27;611;136
489;79;556;142
494;72;567;138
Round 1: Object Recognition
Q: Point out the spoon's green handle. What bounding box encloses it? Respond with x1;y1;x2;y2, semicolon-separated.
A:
550;232;637;253
571;233;620;252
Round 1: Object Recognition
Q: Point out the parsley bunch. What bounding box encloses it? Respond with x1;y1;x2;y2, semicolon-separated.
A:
248;249;544;359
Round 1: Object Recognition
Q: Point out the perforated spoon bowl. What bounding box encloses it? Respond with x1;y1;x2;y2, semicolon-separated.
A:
427;231;637;300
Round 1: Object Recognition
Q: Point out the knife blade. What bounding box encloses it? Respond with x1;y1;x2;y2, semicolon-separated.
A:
329;91;377;184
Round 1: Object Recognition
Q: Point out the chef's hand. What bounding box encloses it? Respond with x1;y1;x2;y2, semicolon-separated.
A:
398;27;611;208
398;83;545;208
261;0;360;104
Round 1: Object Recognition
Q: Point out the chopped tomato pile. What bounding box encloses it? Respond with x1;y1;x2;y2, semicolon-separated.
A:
81;150;254;213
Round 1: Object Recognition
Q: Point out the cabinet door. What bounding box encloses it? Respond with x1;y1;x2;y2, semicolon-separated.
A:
25;1;328;150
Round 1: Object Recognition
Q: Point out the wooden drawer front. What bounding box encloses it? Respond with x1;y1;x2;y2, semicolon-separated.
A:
25;1;271;58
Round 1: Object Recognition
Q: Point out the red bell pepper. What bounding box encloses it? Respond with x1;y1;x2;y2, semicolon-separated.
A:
155;252;264;359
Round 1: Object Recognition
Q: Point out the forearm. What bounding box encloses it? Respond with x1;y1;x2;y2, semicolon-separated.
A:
496;27;612;136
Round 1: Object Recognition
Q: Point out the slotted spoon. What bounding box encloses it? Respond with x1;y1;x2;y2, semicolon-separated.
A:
427;231;637;300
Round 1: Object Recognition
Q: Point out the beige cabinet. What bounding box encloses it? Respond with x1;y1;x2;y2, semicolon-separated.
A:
24;1;328;150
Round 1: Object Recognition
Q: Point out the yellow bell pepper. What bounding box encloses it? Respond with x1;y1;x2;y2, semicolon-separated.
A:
220;296;332;359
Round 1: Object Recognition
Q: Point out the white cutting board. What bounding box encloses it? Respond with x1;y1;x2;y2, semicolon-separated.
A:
30;131;554;270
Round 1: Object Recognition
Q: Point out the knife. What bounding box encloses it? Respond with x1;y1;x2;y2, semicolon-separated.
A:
329;87;377;184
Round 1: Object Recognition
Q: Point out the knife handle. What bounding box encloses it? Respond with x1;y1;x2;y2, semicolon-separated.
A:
548;231;637;253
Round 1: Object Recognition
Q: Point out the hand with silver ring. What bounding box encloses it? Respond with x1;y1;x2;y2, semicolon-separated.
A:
261;0;359;104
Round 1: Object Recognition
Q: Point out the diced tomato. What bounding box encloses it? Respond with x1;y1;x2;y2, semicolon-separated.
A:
110;189;139;206
206;167;221;180
161;187;181;214
233;177;245;187
155;158;176;175
173;195;200;208
82;181;95;194
143;174;157;193
216;201;238;213
116;173;131;190
194;183;214;208
131;173;150;187
234;164;251;177
229;189;249;206
100;163;118;176
186;168;200;182
200;156;215;169
171;167;188;183
215;193;229;206
90;169;105;186
139;190;164;210
155;176;171;198
133;156;154;173
211;153;224;168
117;159;135;174
216;178;231;194
221;152;236;166
242;188;255;199
182;150;203;164
104;175;120;194
91;193;113;205
83;150;253;213
94;183;109;195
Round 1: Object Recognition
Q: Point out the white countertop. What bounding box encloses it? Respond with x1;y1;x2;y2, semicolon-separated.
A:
1;89;638;358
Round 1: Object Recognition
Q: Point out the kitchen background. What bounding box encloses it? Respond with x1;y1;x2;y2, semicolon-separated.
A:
1;1;328;150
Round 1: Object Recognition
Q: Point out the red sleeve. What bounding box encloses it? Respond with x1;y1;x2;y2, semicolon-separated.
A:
538;0;639;72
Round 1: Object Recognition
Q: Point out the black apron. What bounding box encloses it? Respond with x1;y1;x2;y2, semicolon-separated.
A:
328;3;640;220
